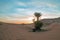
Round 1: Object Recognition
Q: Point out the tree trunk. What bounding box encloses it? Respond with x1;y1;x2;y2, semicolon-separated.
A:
37;17;39;21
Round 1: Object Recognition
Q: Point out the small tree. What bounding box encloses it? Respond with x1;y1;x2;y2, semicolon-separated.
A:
33;12;43;32
34;12;41;21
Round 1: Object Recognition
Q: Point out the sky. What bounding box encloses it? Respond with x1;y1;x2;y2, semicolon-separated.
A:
0;0;60;24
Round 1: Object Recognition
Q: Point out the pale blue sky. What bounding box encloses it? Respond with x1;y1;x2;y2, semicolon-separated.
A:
0;0;60;23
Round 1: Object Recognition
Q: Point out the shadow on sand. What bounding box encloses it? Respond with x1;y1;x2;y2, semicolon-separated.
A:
28;28;51;32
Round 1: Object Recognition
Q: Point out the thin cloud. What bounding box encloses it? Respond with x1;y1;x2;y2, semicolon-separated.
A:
0;0;60;23
16;2;27;6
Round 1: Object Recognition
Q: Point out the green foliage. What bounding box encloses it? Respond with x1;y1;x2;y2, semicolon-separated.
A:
34;21;43;30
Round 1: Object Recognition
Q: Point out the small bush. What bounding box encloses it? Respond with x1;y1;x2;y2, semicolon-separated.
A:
34;21;43;31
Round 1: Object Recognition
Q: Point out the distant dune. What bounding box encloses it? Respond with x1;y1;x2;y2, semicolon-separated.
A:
0;17;60;40
41;17;60;27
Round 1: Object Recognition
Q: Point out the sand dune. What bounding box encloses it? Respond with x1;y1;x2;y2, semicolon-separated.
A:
0;23;60;40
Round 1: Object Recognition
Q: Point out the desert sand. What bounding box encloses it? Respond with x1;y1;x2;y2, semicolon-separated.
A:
0;23;60;40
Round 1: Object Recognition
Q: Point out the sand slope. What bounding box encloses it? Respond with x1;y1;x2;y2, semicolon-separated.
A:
0;23;60;40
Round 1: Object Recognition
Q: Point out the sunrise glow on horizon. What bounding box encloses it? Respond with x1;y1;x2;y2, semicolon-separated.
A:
0;0;60;24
